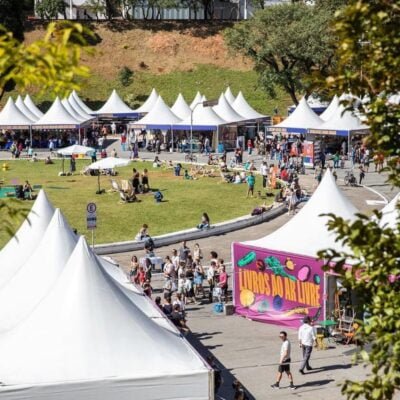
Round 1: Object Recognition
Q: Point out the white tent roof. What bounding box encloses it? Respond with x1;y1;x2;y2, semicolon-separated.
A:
380;192;400;230
71;90;93;114
61;98;89;122
243;170;358;258
320;95;339;121
190;91;203;110
0;97;35;128
0;209;78;332
95;89;136;116
67;94;94;120
274;96;323;130
174;102;227;130
0;190;55;289
57;144;95;156
171;93;192;119
224;87;236;104
312;104;369;133
213;93;245;123
134;95;181;128
15;95;39;122
33;97;84;129
24;94;43;119
88;157;131;170
133;88;159;114
232;91;265;120
0;237;210;399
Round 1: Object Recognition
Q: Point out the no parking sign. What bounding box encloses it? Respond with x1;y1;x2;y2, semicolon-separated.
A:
86;202;97;230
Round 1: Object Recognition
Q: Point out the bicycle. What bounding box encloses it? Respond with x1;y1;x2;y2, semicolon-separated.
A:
184;153;197;163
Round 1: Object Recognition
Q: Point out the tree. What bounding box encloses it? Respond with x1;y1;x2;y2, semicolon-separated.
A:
318;2;400;399
0;21;92;100
36;0;67;19
0;0;24;41
224;3;340;104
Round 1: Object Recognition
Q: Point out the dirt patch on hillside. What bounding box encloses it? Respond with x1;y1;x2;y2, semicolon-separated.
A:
24;22;252;78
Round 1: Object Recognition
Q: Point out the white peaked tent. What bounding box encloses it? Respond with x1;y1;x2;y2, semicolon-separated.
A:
34;97;86;129
271;96;323;133
224;87;236;105
70;90;93;114
95;89;136;116
320;95;339;121
201;94;208;103
0;191;55;289
133;88;159;114
232;91;265;120
171;93;192;119
15;95;39;122
67;94;94;120
61;98;89;122
380;193;400;230
190;91;203;109
243;169;358;258
309;104;369;137
213;93;245;123
57;144;95;156
0;237;211;400
24;94;43;119
133;95;181;129
0;97;34;129
174;102;227;131
0;210;78;332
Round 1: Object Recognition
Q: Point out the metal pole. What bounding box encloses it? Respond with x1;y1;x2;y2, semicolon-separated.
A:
78;125;81;145
190;109;193;157
92;229;94;249
29;126;33;149
70;0;73;19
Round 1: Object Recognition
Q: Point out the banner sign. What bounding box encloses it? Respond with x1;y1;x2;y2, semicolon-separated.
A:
302;141;314;167
86;202;97;230
232;243;324;328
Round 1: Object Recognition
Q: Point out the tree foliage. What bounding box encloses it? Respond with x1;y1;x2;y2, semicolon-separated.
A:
35;0;67;19
224;3;340;104
318;2;400;399
0;21;92;100
0;0;24;41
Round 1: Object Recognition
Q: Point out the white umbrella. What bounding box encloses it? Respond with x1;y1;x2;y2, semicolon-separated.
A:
57;145;95;174
87;157;131;194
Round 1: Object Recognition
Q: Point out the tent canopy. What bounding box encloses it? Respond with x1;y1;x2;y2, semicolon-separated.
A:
133;88;159;114
269;96;323;133
88;157;131;170
0;97;35;129
320;95;339;122
173;102;227;131
309;104;369;136
190;91;203;110
67;94;95;120
213;93;245;123
133;96;181;129
70;90;93;114
33;97;87;129
61;98;90;123
0;237;210;399
15;95;39;122
224;87;236;105
57;144;95;156
243;169;358;258
380;192;400;230
232;91;265;120
95;89;137;117
171;93;192;120
0;190;55;289
24;94;43;119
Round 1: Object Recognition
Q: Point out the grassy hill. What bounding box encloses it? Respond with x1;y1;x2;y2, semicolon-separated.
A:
22;21;292;114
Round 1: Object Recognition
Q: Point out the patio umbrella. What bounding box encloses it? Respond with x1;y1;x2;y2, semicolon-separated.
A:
57;145;95;174
87;157;131;194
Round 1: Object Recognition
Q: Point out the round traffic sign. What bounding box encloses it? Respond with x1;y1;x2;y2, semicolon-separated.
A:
87;202;97;213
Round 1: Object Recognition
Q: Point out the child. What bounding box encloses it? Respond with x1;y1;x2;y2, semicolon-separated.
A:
183;169;193;180
154;190;163;203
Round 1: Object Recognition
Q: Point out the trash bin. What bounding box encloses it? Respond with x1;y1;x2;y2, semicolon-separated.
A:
217;143;224;154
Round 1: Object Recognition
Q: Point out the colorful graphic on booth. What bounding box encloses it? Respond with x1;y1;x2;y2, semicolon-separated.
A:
233;243;324;327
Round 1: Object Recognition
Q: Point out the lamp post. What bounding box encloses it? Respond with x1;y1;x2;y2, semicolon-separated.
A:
190;99;218;157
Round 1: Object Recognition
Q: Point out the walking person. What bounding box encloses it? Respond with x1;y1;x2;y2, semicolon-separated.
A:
271;331;296;390
246;172;255;198
359;164;366;185
260;161;268;189
298;316;316;374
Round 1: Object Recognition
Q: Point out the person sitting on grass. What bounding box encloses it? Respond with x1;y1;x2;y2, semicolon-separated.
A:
44;156;54;165
23;180;33;200
183;169;193;180
233;172;242;184
153;156;162;168
154;190;164;203
197;213;210;230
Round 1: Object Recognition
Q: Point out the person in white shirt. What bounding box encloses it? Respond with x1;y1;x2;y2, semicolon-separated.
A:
271;331;296;390
298;316;316;374
260;161;268;189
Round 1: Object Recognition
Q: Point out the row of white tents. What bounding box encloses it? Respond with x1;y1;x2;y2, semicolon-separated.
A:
0;87;266;132
269;95;369;137
0;191;212;400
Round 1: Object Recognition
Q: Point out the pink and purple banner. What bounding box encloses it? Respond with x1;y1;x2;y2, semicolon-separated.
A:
232;243;324;328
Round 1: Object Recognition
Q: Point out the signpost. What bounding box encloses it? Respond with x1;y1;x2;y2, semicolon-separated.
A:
86;202;97;248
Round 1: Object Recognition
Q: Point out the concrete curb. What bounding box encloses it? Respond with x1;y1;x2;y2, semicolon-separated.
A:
94;204;287;255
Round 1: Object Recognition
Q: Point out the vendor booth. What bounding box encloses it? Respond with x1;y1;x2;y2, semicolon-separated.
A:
232;170;358;327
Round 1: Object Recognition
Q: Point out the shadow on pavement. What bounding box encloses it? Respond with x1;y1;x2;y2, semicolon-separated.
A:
297;378;335;388
187;331;256;400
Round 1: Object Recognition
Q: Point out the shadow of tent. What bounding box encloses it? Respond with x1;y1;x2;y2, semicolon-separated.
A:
186;332;256;400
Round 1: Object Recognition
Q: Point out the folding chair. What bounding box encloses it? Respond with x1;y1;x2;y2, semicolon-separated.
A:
118;190;136;203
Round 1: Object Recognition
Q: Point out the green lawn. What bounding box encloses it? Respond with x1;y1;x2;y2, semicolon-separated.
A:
0;159;275;248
